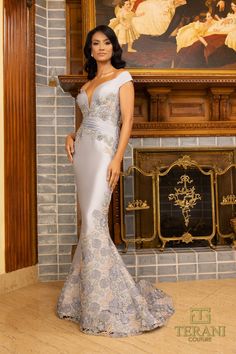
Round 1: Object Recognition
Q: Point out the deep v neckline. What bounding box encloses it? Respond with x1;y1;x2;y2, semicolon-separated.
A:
80;71;126;110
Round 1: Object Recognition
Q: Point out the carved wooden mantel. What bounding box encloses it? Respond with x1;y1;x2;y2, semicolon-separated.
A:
59;74;236;137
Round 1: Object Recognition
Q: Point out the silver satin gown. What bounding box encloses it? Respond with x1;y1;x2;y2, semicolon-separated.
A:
56;70;175;337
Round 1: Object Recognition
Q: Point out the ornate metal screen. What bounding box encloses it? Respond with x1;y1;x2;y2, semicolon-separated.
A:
120;156;236;252
215;164;236;247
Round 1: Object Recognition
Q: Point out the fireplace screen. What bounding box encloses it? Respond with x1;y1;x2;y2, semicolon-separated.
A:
120;166;157;250
119;152;236;251
215;165;236;240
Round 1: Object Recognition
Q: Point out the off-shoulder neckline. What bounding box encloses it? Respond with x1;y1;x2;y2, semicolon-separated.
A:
80;70;130;109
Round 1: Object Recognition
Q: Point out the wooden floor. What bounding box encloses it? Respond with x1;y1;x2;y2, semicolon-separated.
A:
0;279;235;354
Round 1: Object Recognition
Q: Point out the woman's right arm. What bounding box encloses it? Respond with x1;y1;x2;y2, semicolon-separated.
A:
65;104;83;163
65;133;75;164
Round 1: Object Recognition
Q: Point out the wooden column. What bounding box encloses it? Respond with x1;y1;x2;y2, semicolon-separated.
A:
210;88;221;121
210;87;234;121
147;87;171;122
220;88;235;120
4;0;37;271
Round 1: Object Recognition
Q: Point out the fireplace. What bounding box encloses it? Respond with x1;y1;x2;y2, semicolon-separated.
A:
118;148;236;251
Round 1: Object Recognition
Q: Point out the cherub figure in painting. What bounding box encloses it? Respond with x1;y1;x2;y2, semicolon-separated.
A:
108;0;145;52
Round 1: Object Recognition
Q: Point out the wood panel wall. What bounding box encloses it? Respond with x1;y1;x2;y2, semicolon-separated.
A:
4;0;37;272
66;0;82;74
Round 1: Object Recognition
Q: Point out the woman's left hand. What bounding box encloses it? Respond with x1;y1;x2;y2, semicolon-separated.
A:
107;158;121;191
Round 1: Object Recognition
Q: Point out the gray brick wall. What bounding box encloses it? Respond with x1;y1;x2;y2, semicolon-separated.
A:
35;0;47;85
123;136;236;161
48;0;67;77
35;0;66;86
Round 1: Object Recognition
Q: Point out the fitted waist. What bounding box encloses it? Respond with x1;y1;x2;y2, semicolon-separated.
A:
82;118;119;135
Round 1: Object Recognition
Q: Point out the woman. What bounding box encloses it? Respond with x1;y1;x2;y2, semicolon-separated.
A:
56;24;175;337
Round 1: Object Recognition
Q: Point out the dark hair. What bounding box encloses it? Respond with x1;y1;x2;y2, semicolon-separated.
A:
83;25;126;80
119;0;128;7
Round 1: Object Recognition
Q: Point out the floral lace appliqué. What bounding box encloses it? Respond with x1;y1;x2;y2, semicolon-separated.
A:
56;188;175;337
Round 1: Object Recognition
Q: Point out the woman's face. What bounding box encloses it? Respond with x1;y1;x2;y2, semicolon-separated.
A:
90;31;113;62
124;1;130;9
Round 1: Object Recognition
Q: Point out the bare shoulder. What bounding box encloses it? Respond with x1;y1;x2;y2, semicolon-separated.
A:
117;68;129;74
118;68;133;85
81;80;91;91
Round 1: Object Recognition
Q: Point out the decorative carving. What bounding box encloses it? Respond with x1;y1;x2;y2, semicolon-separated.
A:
221;195;236;205
175;155;196;169
210;87;234;121
182;232;194;244
168;174;201;227
211;94;220;121
221;95;228;120
147;87;171;122
133;77;236;84
132;121;236;130
157;94;168;122
126;199;150;211
131;121;236;137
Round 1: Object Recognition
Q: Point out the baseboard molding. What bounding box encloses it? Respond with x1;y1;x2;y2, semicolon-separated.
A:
0;265;38;295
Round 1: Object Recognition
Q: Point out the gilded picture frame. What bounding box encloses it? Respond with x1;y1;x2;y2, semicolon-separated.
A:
81;0;236;81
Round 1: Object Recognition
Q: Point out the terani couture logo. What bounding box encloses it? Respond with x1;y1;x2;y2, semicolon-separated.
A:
175;308;226;342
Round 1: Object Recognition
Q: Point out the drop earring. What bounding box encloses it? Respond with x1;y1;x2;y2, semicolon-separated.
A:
91;52;93;57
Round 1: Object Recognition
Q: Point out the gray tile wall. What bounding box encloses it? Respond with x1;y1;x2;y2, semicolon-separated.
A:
122;246;236;283
36;0;77;281
35;0;47;85
123;137;236;161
